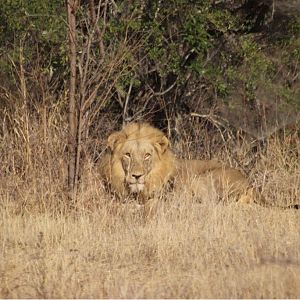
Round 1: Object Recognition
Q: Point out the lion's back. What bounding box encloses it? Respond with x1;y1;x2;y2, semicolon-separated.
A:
174;159;249;197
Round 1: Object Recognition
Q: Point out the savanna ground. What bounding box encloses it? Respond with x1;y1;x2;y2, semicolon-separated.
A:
1;116;300;298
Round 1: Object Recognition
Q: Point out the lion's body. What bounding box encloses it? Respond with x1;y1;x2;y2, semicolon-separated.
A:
99;122;257;205
174;159;249;198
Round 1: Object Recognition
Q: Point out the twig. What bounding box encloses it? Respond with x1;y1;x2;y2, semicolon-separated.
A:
190;112;234;164
122;78;134;126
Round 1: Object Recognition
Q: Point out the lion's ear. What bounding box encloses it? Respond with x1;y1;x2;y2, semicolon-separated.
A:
155;135;170;154
107;131;125;151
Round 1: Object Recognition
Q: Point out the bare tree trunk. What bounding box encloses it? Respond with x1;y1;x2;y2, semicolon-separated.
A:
64;0;126;200
66;0;78;198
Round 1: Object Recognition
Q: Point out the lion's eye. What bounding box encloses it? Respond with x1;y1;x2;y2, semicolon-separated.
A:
144;153;151;160
123;152;131;159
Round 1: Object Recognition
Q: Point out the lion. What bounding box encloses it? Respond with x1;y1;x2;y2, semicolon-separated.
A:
99;122;257;205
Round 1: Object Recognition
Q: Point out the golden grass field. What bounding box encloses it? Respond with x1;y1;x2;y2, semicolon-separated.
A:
1;117;300;298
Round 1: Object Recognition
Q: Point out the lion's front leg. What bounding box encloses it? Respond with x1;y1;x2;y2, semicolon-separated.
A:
143;197;161;218
237;187;255;204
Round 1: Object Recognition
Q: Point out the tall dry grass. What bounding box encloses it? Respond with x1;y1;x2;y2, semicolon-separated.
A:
1;108;300;298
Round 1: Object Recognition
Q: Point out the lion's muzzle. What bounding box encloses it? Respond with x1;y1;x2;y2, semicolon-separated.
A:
127;173;146;194
128;183;145;193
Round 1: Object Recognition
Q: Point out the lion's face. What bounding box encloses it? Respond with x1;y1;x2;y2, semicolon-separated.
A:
105;123;175;199
117;140;157;194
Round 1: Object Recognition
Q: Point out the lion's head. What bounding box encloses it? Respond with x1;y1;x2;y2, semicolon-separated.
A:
103;123;175;200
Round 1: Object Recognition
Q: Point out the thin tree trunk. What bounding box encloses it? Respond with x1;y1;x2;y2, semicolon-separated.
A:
66;0;78;198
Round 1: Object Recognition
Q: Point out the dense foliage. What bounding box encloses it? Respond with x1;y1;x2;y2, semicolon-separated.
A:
0;0;299;140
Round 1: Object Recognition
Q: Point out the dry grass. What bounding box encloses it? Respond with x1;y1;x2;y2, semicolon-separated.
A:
1;114;300;298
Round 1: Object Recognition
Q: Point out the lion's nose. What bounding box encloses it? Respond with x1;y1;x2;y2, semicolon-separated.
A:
131;173;143;180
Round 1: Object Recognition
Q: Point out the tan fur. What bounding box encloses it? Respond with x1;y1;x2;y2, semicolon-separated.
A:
99;123;175;202
99;122;255;204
